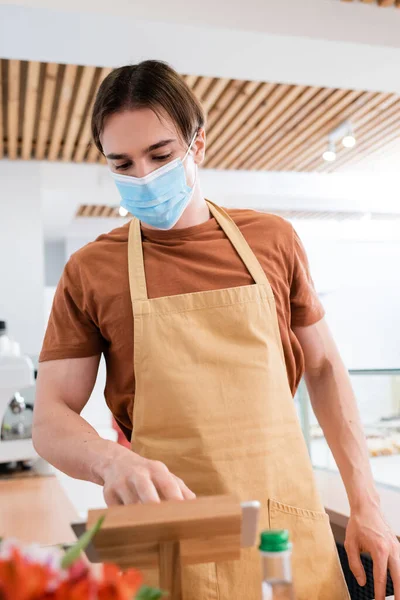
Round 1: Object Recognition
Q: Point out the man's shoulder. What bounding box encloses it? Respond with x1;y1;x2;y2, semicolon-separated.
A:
70;222;130;268
225;207;294;241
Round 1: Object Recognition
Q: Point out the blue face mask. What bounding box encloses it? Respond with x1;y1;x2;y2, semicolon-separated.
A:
111;134;197;230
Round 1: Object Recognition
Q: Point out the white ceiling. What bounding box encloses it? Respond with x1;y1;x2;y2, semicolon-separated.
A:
4;0;400;47
1;2;400;94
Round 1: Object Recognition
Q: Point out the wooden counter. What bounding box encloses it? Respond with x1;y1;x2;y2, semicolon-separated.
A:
0;475;78;545
0;469;399;557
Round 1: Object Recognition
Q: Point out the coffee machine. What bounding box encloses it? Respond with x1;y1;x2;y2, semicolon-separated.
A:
0;327;37;464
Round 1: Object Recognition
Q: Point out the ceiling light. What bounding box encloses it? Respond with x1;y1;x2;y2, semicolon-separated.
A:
322;141;336;162
119;206;128;217
342;132;356;149
326;120;356;150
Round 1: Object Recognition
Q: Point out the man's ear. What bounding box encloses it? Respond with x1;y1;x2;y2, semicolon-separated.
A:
193;128;206;165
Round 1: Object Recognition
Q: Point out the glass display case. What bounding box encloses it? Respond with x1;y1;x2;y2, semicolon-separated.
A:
296;369;400;490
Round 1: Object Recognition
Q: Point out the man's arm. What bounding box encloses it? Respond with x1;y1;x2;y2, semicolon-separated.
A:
34;357;195;504
294;318;400;600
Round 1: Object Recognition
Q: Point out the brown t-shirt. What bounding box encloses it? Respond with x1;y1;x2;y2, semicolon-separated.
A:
40;208;324;440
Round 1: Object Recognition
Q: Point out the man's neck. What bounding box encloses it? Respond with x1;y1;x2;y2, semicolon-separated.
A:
172;193;210;230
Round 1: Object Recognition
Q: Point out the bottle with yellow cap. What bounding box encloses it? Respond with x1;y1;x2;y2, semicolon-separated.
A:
259;530;295;600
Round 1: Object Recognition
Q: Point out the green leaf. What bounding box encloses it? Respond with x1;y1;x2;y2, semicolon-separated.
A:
135;585;167;599
61;515;105;569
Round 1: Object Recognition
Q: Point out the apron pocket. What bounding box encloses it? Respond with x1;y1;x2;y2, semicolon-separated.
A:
269;499;350;600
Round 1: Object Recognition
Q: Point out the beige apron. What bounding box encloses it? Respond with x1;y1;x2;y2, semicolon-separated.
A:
129;201;350;600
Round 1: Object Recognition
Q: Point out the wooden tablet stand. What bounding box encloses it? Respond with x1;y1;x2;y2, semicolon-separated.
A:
86;495;242;600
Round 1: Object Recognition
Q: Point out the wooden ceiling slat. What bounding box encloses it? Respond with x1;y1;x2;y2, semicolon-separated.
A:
324;121;400;173
206;80;246;130
326;126;400;172
206;84;291;169
315;95;400;172
61;65;97;162
259;89;363;171
319;106;400;172
201;78;230;113
2;57;400;172
231;86;323;171
209;84;305;169
378;0;396;6
91;205;104;217
245;88;346;171
105;206;115;217
344;138;400;171
184;75;198;89
81;205;93;216
192;76;214;102
21;61;41;160
74;67;112;162
47;64;78;161
206;80;262;148
7;60;20;160
224;86;310;170
35;63;59;160
291;91;393;172
336;138;400;172
76;205;86;216
236;87;332;171
310;94;399;173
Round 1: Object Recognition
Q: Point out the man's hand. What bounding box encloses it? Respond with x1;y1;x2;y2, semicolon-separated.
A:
102;447;196;505
345;505;400;600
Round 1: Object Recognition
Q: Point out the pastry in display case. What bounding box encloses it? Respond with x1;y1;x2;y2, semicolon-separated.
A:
297;369;400;487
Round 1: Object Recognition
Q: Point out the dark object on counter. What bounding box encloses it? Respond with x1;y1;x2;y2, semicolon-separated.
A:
337;542;394;599
0;460;33;477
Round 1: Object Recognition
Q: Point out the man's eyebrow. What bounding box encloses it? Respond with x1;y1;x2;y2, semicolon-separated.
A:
146;139;175;152
105;152;132;160
106;139;176;160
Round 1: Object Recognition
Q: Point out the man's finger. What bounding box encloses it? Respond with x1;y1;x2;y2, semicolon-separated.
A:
372;551;389;600
345;540;366;587
388;552;400;599
174;475;196;500
155;470;185;501
134;473;161;503
118;485;141;505
103;487;123;507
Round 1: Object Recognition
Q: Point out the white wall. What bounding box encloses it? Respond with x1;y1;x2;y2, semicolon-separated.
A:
0;162;45;356
44;240;66;286
299;232;400;371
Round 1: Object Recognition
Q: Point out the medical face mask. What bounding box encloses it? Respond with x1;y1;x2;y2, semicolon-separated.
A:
111;133;198;230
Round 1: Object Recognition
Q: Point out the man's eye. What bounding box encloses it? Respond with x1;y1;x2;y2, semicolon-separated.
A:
153;153;172;161
116;163;131;171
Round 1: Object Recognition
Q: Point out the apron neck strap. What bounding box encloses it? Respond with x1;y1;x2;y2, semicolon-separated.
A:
128;200;270;302
206;200;270;287
128;217;149;303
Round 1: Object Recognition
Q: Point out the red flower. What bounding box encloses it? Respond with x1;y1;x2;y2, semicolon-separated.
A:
52;564;143;600
0;549;51;600
99;564;143;599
